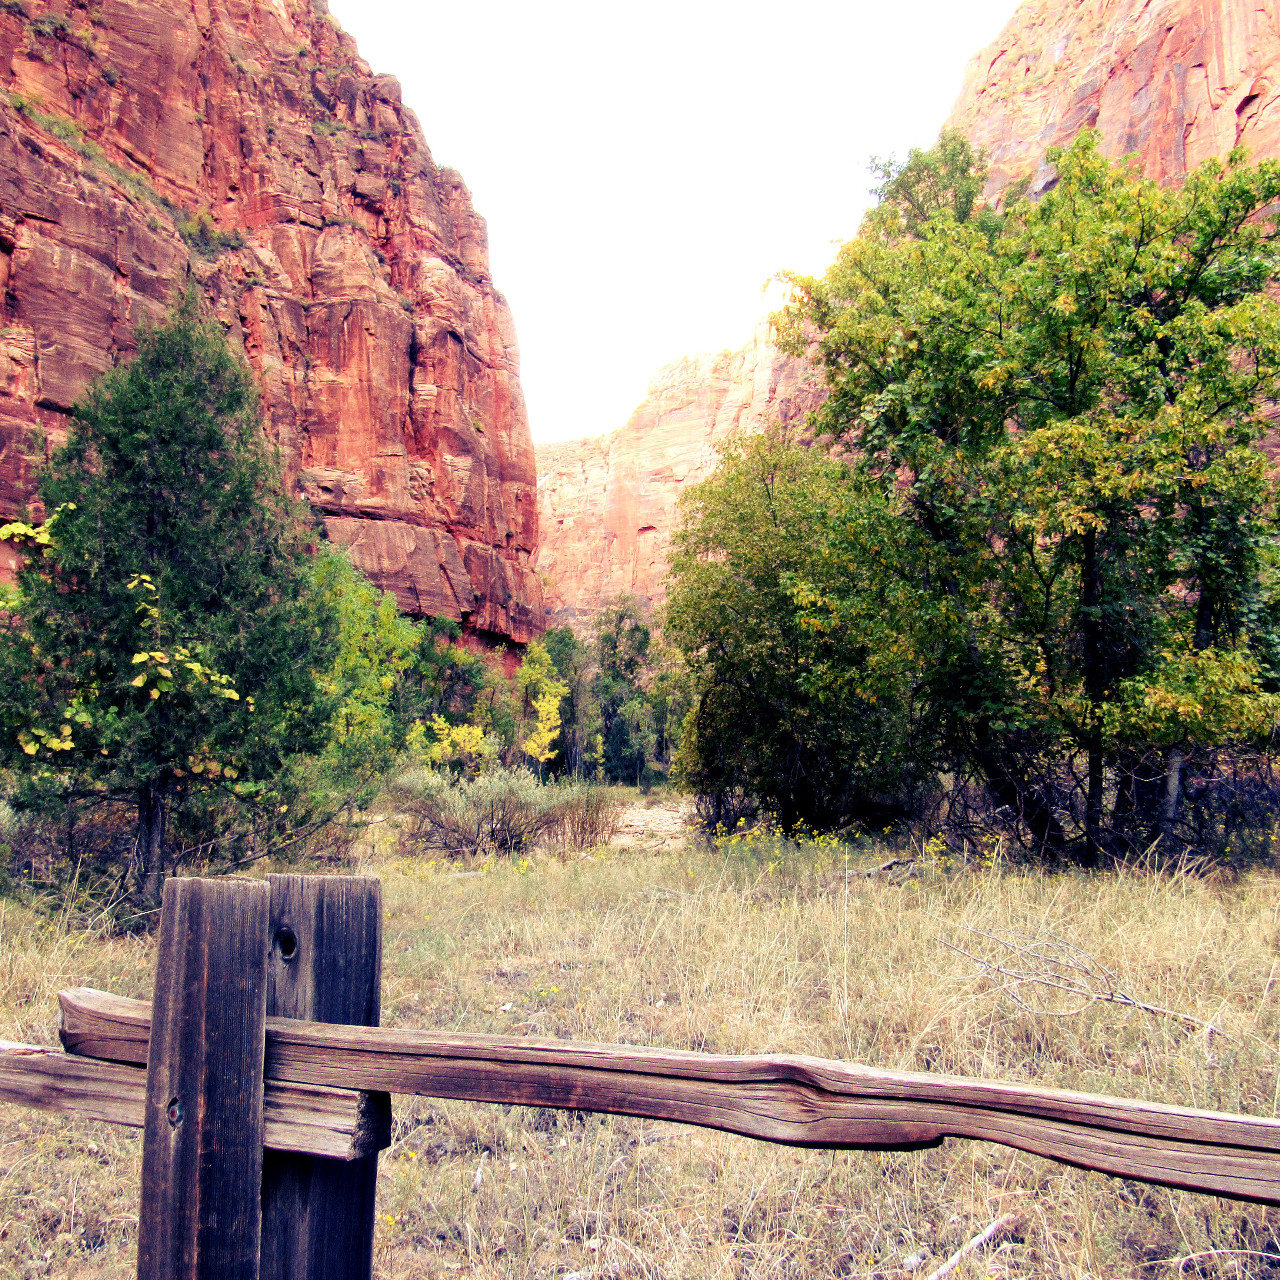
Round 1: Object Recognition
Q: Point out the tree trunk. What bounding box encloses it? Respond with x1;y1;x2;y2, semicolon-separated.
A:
1080;529;1106;866
978;750;1066;858
138;780;167;908
1084;744;1105;868
1159;747;1184;852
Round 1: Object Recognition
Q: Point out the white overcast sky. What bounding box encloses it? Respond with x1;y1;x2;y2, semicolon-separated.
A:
326;0;1022;443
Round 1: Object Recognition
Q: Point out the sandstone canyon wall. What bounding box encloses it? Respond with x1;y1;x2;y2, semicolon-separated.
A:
538;0;1280;633
535;327;823;629
947;0;1280;196
0;0;541;642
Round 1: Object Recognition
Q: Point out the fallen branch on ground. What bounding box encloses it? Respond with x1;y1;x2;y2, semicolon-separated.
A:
925;1212;1019;1280
938;921;1227;1036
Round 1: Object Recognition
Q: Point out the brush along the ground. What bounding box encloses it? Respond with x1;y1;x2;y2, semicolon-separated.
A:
4;824;1280;1277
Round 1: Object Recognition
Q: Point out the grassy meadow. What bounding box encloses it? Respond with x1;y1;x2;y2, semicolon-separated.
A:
4;795;1280;1278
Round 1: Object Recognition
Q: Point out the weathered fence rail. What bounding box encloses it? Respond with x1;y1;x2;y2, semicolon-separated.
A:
1;872;1278;1279
53;984;1280;1205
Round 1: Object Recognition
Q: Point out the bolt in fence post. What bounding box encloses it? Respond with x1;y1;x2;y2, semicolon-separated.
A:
261;874;384;1280
137;876;271;1280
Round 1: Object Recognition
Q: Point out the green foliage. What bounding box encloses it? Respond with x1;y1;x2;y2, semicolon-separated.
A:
6;94;160;207
308;545;420;784
543;626;599;776
667;435;925;831
176;209;245;258
515;640;570;769
539;606;689;785
27;14;70;39
868;128;999;236
391;615;487;729
674;132;1280;862
592;597;653;783
11;94;95;154
0;290;339;901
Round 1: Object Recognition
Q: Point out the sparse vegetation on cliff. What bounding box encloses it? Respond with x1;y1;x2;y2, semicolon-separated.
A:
174;208;245;257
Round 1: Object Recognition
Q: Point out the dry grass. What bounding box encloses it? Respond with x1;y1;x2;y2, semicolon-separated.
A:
5;807;1280;1278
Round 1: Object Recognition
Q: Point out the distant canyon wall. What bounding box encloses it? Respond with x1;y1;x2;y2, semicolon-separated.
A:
534;327;823;629
534;0;1280;632
0;0;541;642
946;0;1280;196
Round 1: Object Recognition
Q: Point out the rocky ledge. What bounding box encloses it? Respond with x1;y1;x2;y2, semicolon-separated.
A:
947;0;1280;196
0;0;541;643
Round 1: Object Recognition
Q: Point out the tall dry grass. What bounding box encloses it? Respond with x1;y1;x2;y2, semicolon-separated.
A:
4;819;1280;1277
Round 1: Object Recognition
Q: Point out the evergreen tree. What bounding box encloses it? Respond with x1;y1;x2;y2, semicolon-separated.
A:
0;291;338;902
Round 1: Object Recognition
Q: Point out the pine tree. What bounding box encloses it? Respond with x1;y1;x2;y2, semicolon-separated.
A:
0;290;338;903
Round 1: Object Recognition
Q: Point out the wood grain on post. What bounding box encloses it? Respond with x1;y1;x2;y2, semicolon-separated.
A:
137;877;271;1280
260;875;384;1280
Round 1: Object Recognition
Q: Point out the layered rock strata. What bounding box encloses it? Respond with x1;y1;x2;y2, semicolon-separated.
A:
534;327;822;628
0;0;540;642
947;0;1280;196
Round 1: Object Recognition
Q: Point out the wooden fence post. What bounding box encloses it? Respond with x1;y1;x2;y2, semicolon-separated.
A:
137;876;271;1280
261;874;383;1280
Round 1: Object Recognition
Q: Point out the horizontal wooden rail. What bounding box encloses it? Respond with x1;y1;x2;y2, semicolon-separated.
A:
58;986;1280;1205
1;1038;389;1161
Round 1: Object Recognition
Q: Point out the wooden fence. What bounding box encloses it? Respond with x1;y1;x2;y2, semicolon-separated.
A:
2;872;1280;1279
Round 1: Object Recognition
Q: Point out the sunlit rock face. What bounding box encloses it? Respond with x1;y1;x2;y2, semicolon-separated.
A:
946;0;1280;196
0;0;541;643
534;326;823;630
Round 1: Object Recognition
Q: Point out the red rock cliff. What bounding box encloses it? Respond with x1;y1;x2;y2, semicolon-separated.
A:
947;0;1280;196
0;0;541;643
534;327;822;628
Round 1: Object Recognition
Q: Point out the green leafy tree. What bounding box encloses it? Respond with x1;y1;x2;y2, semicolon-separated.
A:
592;597;652;782
543;626;600;777
763;131;1280;860
515;640;570;774
307;546;423;798
644;637;692;782
391;616;487;730
468;653;520;754
667;434;926;830
0;292;338;902
618;696;657;787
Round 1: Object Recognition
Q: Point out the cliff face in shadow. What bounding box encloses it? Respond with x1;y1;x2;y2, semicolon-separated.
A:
0;0;541;642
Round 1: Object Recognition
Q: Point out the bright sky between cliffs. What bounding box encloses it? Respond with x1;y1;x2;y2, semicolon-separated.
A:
327;0;1021;445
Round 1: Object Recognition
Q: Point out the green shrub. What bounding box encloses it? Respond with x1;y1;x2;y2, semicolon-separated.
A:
392;770;620;860
27;14;69;39
393;768;557;859
177;210;245;258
